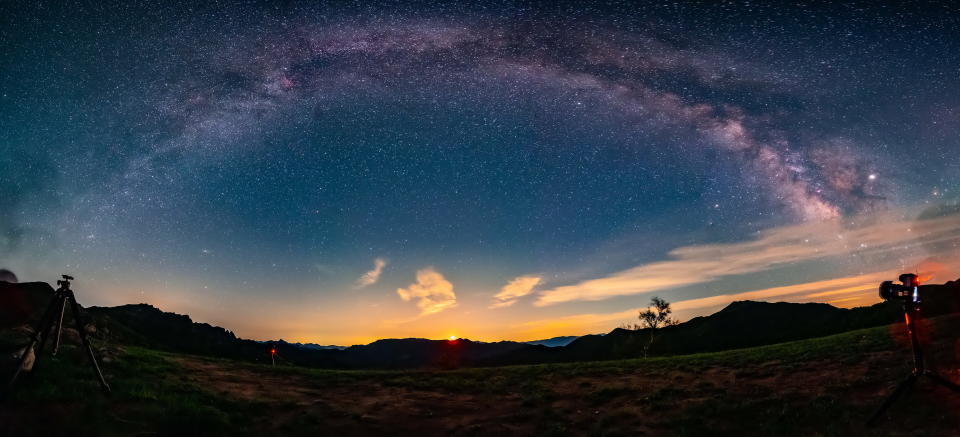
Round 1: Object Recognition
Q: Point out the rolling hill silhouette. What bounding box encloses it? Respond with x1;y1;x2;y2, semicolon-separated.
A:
524;335;580;347
491;300;904;365
3;279;960;369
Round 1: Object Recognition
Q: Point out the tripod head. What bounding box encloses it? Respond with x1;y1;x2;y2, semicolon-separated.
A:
878;273;920;307
56;274;74;291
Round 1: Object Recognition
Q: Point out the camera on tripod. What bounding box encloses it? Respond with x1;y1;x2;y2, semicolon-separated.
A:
878;273;920;302
868;272;960;426
5;273;111;396
56;274;74;289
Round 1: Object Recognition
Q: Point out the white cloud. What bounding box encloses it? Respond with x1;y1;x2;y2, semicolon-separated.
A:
397;268;457;316
535;212;960;306
490;275;542;308
355;258;387;288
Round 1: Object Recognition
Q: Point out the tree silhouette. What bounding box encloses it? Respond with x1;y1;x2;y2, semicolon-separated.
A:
637;296;677;357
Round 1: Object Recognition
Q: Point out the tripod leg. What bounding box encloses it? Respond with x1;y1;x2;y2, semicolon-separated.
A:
33;295;67;368
926;373;960;393
52;297;67;355
867;374;917;427
6;293;63;393
29;295;65;373
66;294;111;394
5;339;38;396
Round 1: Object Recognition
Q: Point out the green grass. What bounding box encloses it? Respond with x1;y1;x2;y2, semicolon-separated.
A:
2;323;939;436
259;323;897;392
3;346;252;436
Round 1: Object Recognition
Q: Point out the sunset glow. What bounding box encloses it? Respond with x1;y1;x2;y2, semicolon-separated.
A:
4;2;960;435
2;1;958;347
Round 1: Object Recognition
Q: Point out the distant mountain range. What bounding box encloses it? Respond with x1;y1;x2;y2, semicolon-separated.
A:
270;335;583;352
524;336;581;347
262;340;347;351
3;279;959;369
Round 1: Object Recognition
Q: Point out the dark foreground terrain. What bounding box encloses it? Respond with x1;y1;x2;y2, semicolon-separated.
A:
2;313;959;436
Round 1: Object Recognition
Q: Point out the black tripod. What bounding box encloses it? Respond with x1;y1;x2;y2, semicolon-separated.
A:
5;275;111;395
867;295;960;426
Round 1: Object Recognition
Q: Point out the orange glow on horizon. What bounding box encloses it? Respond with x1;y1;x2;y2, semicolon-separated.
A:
64;209;960;347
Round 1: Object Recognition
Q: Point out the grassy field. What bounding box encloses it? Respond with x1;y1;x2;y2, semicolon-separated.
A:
2;319;959;436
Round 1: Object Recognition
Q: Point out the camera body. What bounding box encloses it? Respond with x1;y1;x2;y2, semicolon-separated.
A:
879;281;917;302
879;273;920;303
56;274;74;289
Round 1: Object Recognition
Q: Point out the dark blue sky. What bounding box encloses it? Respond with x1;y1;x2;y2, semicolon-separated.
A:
2;0;958;343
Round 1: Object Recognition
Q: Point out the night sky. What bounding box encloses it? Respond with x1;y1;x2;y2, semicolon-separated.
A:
2;1;959;344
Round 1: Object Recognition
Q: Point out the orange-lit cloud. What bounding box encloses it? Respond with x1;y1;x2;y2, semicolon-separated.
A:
355;257;387;288
825;295;870;306
490;275;542;308
517;271;895;340
535;213;960;306
804;284;875;298
668;271;894;312
396;268;457;316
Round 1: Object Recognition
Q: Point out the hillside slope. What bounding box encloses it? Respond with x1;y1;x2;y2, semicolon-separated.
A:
492;281;960;365
3;315;960;436
3;279;959;369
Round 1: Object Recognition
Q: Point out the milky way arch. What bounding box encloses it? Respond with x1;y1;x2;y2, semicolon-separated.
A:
125;17;883;223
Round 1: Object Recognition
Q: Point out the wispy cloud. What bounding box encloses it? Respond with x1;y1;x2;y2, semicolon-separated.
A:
668;271;894;312
397;268;457;316
490;275;542;308
355;257;388;288
535;213;960;306
517;271;897;338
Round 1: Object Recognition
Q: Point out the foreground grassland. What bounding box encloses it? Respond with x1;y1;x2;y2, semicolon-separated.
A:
2;321;959;436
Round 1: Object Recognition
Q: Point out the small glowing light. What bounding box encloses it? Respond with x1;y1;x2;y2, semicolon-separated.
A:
868;174;877;180
448;335;458;341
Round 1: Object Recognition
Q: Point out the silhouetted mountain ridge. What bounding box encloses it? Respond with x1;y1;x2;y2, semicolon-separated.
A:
4;279;959;369
268;340;346;351
525;336;580;347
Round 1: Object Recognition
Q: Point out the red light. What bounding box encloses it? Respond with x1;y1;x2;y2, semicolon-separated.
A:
270;348;276;355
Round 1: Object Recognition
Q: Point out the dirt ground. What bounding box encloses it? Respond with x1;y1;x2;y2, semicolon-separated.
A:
173;342;960;436
4;318;960;436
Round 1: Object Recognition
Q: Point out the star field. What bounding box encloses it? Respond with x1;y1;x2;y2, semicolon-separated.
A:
2;1;959;343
